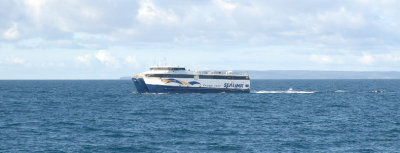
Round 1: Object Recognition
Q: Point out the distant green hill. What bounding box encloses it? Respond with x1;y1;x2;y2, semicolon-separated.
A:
120;77;132;80
245;70;400;79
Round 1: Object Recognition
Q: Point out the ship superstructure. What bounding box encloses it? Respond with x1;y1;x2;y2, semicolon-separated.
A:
132;66;250;93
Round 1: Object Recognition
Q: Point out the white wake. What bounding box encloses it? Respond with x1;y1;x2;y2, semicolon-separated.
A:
254;88;316;94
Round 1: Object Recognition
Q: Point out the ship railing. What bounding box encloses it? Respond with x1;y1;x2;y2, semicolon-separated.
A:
194;71;248;76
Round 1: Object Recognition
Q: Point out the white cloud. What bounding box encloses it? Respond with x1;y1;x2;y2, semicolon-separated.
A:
309;54;343;64
40;62;65;68
0;0;398;52
75;54;92;65
356;0;397;6
381;54;400;62
213;0;237;12
310;55;333;64
3;22;19;40
2;57;25;64
317;7;365;28
23;0;47;22
81;7;100;20
75;51;140;68
136;0;179;25
125;56;139;67
2;0;400;74
95;50;119;67
12;57;25;64
357;54;375;65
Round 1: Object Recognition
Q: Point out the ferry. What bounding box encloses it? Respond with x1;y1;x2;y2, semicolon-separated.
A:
132;66;250;93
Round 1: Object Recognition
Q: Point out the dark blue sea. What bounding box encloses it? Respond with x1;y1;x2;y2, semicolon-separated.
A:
1;80;399;152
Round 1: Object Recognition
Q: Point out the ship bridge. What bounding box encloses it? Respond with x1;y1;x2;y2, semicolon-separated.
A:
149;66;186;71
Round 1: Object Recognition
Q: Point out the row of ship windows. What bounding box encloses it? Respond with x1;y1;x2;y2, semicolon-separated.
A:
145;74;250;80
150;68;186;71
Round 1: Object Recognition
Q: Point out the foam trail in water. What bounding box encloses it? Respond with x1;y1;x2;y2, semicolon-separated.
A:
253;88;316;94
368;90;384;93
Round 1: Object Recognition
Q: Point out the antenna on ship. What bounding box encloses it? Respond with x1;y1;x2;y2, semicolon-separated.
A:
163;57;167;66
154;56;158;66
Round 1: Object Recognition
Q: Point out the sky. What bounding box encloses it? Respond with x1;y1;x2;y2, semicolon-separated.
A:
1;0;400;79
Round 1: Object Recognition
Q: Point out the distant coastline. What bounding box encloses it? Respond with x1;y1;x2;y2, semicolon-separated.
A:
121;70;400;80
120;77;132;80
245;70;400;79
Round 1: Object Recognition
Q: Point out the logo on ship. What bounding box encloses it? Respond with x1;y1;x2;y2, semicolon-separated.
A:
162;79;200;86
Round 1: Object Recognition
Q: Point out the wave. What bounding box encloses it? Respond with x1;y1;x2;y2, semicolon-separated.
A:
367;90;384;93
132;92;168;94
132;89;385;94
254;88;316;94
253;89;387;94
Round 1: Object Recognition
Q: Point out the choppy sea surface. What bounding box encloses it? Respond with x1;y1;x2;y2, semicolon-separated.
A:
0;80;399;152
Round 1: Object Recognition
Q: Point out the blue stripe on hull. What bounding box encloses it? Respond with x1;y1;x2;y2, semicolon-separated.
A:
132;78;149;93
146;84;250;93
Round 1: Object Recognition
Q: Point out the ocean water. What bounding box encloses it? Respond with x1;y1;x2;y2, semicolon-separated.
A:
0;80;399;152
